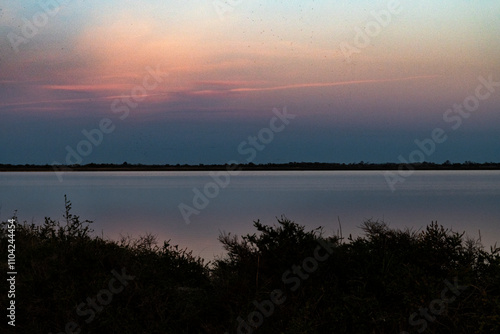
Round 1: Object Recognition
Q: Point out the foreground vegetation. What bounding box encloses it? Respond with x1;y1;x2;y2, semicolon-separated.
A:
1;198;499;333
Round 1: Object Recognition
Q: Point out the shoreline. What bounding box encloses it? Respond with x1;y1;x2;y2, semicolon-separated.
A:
1;162;500;172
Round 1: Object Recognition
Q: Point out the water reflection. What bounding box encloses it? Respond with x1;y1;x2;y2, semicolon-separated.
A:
1;171;499;261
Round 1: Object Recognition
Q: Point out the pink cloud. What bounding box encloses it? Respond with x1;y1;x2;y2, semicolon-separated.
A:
228;75;441;93
42;84;133;93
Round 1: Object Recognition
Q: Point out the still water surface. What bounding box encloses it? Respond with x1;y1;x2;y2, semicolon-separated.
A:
1;171;499;261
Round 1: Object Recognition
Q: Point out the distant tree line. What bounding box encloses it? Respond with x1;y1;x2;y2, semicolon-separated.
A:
1;161;500;171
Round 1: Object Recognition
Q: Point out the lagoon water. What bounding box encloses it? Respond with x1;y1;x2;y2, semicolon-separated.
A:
1;171;499;261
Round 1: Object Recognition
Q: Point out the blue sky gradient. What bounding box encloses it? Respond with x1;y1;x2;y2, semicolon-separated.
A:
0;0;499;164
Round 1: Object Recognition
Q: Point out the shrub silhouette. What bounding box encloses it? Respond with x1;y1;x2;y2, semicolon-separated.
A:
212;218;500;333
0;200;499;333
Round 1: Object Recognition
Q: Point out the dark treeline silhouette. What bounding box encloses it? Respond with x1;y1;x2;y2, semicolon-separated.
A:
1;161;500;171
1;198;499;333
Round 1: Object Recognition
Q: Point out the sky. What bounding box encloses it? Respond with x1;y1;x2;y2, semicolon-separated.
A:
0;0;499;165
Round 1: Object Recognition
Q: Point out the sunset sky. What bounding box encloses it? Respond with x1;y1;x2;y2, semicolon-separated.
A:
1;0;499;164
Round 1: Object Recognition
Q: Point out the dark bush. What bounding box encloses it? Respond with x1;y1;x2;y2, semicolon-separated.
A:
0;199;498;333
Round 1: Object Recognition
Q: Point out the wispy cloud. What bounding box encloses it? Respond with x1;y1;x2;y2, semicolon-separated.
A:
2;75;440;111
228;75;441;93
0;93;171;110
42;84;133;93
